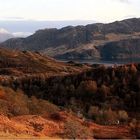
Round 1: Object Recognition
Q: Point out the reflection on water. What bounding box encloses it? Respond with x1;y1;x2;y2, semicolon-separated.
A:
59;58;140;65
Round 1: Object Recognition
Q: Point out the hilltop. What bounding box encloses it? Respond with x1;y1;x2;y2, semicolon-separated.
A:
1;18;140;60
0;48;91;77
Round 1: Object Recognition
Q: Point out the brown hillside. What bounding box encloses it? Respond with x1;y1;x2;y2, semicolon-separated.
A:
0;85;135;139
0;48;91;77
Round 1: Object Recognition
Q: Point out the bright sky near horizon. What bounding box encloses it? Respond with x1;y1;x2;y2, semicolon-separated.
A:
0;0;140;22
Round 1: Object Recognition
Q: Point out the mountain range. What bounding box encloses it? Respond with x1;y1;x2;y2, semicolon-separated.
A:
1;18;140;60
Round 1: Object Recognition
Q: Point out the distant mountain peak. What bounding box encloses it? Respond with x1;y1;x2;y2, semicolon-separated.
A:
2;17;140;60
0;28;14;42
0;28;10;34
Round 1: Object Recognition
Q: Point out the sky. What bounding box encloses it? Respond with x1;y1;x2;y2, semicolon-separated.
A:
0;0;140;22
0;0;140;36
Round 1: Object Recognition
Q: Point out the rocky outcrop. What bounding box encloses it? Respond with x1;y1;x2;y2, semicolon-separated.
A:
98;38;140;60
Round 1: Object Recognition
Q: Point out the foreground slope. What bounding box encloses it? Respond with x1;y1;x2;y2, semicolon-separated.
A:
0;113;136;139
2;18;140;60
0;86;137;139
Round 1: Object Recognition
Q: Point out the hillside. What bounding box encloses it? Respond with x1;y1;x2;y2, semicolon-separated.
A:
2;18;140;60
0;48;139;138
0;86;138;139
0;48;91;77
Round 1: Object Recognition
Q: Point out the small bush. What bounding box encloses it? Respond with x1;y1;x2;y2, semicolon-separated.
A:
0;86;59;116
63;119;93;139
130;64;137;74
77;80;97;96
88;106;100;120
49;112;64;121
136;122;140;138
98;85;110;101
29;122;44;132
118;110;129;122
88;106;129;125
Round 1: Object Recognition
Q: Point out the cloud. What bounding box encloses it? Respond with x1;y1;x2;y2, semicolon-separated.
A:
0;28;10;34
116;0;129;3
0;28;14;42
0;17;26;21
119;0;128;2
0;28;32;42
13;32;32;37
